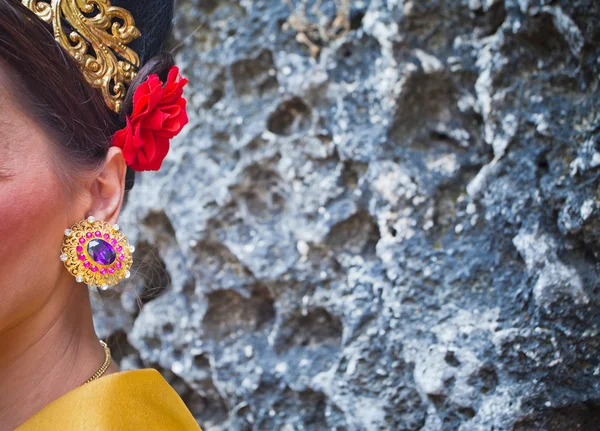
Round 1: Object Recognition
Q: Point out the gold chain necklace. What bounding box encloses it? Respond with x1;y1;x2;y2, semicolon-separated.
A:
84;340;111;384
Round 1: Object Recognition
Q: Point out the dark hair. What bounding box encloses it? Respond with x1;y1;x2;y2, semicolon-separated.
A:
0;0;176;197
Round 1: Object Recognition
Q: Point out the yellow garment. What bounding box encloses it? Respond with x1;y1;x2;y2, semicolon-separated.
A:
16;368;202;431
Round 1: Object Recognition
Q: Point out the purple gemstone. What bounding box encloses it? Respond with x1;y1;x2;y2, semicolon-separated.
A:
86;239;117;265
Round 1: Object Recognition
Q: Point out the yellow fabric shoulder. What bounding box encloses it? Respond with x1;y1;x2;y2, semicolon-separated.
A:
16;368;202;431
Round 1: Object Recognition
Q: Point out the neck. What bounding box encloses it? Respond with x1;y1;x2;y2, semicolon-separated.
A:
0;278;116;431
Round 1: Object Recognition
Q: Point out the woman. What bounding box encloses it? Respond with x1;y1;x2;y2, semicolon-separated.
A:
0;0;201;429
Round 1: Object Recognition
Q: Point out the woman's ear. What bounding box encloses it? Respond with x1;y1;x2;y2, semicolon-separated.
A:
87;146;127;225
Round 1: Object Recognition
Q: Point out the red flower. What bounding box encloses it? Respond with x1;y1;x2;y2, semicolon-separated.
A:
112;66;189;171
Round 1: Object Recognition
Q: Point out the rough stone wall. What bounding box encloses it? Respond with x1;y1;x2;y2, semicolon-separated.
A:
92;0;600;430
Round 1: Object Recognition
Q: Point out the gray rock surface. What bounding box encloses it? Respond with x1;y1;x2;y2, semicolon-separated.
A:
92;0;600;429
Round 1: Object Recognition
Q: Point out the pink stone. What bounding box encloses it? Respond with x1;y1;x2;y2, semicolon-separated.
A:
79;237;86;244
76;246;83;252
95;231;102;237
99;268;107;275
86;232;93;238
111;238;118;245
91;266;98;272
116;245;123;252
108;267;115;274
83;261;91;268
104;233;110;240
78;254;86;260
115;262;122;269
118;254;124;260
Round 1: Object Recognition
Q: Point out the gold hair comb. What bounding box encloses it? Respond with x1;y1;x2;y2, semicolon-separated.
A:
22;0;141;113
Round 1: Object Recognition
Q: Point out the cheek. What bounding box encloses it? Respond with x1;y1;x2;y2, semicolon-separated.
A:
0;155;67;330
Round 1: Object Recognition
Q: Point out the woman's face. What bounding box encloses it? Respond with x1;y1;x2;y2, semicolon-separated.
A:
0;68;82;333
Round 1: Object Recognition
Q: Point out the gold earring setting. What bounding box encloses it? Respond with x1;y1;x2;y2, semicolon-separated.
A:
60;216;134;290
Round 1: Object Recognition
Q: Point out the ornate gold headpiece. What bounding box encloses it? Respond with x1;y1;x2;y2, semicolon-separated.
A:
22;0;141;113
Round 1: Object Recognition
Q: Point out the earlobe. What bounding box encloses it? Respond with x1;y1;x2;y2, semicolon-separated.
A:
87;146;127;225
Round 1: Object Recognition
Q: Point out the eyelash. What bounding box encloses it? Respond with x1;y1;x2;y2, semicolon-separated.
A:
0;169;14;180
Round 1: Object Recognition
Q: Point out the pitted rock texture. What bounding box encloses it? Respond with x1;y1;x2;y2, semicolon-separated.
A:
92;0;600;430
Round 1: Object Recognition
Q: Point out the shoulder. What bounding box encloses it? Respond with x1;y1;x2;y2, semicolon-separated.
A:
17;369;202;431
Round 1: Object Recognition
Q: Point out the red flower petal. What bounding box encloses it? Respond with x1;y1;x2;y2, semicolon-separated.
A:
133;75;163;118
162;69;188;105
112;65;189;172
111;127;128;150
123;140;138;168
132;122;145;149
143;107;169;132
157;99;188;138
139;128;158;163
112;117;138;167
143;136;170;171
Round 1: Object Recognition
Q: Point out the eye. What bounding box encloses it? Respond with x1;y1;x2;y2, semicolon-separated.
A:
0;168;14;180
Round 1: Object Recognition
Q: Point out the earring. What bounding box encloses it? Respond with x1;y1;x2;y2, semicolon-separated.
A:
60;216;134;290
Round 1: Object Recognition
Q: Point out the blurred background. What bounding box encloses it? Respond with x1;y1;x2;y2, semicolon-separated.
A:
92;1;600;430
